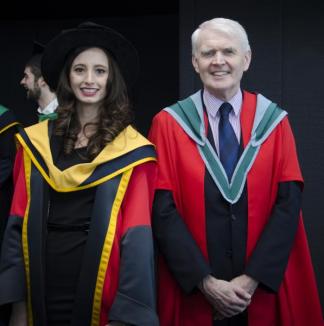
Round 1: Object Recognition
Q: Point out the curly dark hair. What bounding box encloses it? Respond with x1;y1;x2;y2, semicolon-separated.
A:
54;46;134;160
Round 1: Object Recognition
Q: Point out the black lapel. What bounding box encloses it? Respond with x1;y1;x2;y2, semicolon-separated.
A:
28;165;49;325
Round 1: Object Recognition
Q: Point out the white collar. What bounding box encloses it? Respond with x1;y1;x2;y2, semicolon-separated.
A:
37;98;58;115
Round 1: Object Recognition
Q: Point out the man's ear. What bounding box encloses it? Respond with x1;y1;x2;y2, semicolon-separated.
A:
192;55;199;73
37;76;46;87
243;50;252;71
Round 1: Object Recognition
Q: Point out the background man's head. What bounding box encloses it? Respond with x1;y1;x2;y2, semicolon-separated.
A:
20;41;50;102
20;53;43;101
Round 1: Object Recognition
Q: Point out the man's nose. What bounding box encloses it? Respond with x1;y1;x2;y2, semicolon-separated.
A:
212;52;225;65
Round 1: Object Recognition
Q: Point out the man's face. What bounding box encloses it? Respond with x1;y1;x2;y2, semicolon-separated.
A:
20;66;41;101
192;29;251;101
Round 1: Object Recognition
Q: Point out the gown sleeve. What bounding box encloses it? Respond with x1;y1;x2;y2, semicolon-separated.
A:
108;162;159;326
149;113;211;294
0;147;27;306
245;181;302;291
245;118;304;291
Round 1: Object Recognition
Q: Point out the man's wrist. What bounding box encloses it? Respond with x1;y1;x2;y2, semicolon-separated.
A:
242;274;258;293
198;274;216;293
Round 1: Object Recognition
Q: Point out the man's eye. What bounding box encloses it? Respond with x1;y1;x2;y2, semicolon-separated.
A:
224;49;235;55
201;51;214;57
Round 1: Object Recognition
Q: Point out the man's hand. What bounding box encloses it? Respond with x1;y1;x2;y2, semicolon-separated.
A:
230;274;258;296
199;275;251;318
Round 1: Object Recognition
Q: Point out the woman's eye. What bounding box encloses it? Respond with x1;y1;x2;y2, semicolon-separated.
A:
74;67;84;73
96;68;107;74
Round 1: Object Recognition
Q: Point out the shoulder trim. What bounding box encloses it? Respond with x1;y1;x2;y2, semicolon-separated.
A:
17;121;156;191
0;108;19;134
165;92;287;203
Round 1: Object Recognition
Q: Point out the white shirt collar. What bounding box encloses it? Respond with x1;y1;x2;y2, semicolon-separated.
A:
203;89;243;118
37;98;58;115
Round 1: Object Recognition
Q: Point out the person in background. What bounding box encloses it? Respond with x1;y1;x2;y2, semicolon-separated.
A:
0;22;158;326
0;105;19;325
0;106;19;251
149;17;323;326
20;41;58;122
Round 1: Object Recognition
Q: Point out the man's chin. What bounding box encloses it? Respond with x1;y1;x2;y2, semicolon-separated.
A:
27;94;36;101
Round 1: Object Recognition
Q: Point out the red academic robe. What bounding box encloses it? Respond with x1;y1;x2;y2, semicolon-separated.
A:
0;121;159;326
149;91;323;326
0;106;19;257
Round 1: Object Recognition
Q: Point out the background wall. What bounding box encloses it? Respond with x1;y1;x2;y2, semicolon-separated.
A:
180;0;324;313
0;2;179;135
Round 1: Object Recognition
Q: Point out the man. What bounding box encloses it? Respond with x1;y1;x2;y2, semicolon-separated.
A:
20;42;58;122
149;18;323;326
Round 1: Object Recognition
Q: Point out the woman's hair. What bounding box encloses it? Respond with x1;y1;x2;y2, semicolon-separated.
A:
54;46;133;160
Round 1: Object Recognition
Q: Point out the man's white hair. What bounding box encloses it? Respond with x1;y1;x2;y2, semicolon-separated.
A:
191;18;251;55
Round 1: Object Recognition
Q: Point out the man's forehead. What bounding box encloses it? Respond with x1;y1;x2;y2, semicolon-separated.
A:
197;29;243;50
24;66;33;74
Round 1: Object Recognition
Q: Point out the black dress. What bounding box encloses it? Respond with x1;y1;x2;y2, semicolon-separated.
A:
45;135;96;325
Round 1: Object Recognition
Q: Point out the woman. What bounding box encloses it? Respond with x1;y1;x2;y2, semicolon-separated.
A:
0;22;158;326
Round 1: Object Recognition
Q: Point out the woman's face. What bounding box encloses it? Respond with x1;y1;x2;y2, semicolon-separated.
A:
69;47;109;106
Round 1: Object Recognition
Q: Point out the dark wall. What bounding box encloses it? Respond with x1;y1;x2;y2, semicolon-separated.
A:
0;12;179;135
180;0;324;312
